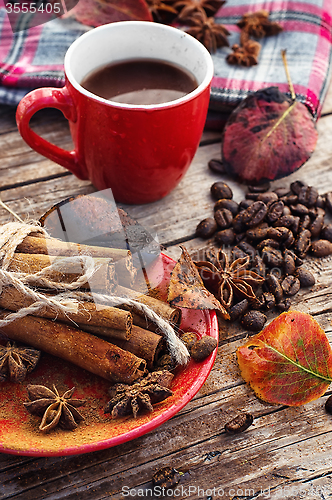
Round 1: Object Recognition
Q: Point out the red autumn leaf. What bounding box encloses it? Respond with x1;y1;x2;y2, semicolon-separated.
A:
63;0;152;27
237;311;332;406
167;246;229;317
221;86;318;185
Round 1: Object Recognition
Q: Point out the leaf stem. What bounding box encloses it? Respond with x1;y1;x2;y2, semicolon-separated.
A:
263;100;296;141
281;49;296;101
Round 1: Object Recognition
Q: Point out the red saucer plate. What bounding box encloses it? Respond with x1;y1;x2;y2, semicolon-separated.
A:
0;253;218;456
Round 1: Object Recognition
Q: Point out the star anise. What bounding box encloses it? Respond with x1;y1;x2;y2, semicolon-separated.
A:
195;249;264;309
24;384;86;432
146;0;178;23
104;370;174;419
227;40;261;67
237;10;283;39
185;11;230;53
0;341;40;383
173;0;225;22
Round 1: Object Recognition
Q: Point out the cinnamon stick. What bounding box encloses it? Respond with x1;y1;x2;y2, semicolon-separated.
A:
117;285;181;330
16;235;129;261
85;325;165;369
0;313;146;383
16;235;137;288
0;285;132;339
9;253;117;294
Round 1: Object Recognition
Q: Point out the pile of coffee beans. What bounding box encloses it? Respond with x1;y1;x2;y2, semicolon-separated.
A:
196;163;332;331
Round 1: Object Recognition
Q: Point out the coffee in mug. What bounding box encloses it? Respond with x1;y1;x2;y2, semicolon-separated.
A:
16;21;214;204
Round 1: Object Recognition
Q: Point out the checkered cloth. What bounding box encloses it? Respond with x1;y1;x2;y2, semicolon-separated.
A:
0;0;331;128
209;0;332;126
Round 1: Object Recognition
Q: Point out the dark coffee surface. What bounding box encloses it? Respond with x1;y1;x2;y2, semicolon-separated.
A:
80;59;198;105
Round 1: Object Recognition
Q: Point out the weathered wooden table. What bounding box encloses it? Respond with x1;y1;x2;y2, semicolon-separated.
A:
1;81;332;500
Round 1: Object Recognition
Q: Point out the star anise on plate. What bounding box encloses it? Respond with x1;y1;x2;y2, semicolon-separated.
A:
185;11;230;53
0;341;40;383
104;370;174;419
24;384;86;432
237;10;283;38
195;249;264;309
173;0;225;22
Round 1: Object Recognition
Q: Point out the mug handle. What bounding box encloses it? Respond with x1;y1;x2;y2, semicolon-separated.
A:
16;87;88;180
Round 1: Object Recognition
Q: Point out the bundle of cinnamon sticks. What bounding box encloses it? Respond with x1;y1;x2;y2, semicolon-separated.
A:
0;232;182;384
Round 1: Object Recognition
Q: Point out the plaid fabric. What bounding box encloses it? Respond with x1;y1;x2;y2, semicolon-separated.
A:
0;6;88;104
211;0;332;121
0;1;330;127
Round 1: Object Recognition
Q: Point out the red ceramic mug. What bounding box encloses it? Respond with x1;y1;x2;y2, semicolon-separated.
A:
16;21;214;204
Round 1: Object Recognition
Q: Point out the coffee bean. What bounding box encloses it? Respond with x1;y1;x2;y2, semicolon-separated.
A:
298;185;319;207
242;201;268;228
281;194;298;206
208;158;226;174
196;218;217;238
299;214;311;231
316;195;326;209
283;206;292;216
237;240;256;258
261;246;284;267
290;180;308;195
325;192;332;213
266;274;283;302
248;182;271;193
263;292;276;310
281;275;301;296
214;208;233;229
190;336;218;361
284;249;303;267
267;226;292;243
229;299;249;322
294;267;315;287
280;230;295;249
266;200;284;223
241;310;267;331
232;246;248;260
246;192;259;200
257;238;280;251
152;467;181;489
321;223;332;242
283;251;296;275
211;182;233;200
257;192;279;205
234;232;246;244
252;254;265;277
295;229;311;258
290;203;309;216
214;198;239;216
215;228;235;246
277;298;291;312
310;239;332;257
274;187;290;198
239;199;254;210
246;225;269;241
309;212;324;238
325;395;332;415
232;211;246;233
224;413;254;434
274;215;299;233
